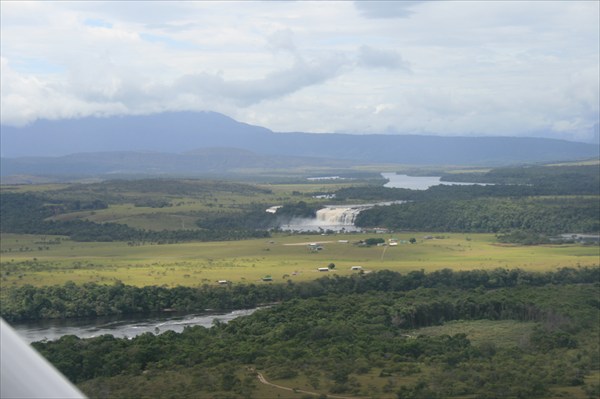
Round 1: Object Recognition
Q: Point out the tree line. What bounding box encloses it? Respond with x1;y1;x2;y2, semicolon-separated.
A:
3;267;597;322
439;164;600;196
354;196;599;235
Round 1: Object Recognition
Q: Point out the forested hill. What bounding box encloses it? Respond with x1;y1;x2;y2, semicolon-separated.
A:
2;111;597;165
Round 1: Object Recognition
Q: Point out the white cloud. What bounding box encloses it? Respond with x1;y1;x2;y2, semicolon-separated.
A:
357;45;411;71
0;57;128;126
173;53;349;106
354;1;428;19
0;1;598;142
266;29;297;54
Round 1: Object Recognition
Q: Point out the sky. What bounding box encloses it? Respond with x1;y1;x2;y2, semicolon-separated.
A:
1;1;599;142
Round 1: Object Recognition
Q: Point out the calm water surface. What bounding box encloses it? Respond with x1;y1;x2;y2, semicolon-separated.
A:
11;308;261;343
382;173;486;190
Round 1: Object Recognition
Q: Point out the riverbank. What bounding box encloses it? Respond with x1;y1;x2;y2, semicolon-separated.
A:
10;308;262;343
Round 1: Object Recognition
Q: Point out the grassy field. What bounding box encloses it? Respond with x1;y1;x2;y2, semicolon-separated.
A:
2;232;598;288
413;319;536;348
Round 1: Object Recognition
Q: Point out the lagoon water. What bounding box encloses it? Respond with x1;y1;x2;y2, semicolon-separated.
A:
11;308;260;343
382;173;483;190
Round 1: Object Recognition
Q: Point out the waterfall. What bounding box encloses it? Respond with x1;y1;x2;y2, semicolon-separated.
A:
316;207;363;226
275;201;404;232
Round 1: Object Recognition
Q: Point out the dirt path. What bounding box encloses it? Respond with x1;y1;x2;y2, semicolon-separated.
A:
283;241;336;246
255;371;358;399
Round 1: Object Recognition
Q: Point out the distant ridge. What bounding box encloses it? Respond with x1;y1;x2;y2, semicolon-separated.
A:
0;112;269;157
0;148;353;178
1;111;598;167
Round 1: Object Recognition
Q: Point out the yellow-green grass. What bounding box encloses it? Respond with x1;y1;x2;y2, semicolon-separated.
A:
49;203;207;231
547;371;599;399
1;233;598;289
260;367;425;399
261;181;365;194
412;319;536;348
0;183;71;193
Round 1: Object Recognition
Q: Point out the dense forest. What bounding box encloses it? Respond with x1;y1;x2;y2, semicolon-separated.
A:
2;267;597;321
28;268;600;399
354;197;599;234
439;164;600;193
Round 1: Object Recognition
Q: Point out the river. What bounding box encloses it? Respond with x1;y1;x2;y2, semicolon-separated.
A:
9;308;261;343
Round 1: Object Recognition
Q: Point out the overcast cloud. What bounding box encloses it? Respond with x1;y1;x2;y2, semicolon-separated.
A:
0;1;598;142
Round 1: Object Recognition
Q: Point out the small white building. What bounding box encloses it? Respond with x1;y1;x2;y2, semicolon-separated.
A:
318;267;330;272
350;266;363;271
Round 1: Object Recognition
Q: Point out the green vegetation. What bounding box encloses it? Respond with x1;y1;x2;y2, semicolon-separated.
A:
440;164;600;195
29;268;600;398
2;163;599;245
6;265;595;322
275;201;321;220
355;197;599;234
1;162;599;398
363;237;385;246
338;164;600;241
1;280;288;321
0;191;270;243
2;232;598;289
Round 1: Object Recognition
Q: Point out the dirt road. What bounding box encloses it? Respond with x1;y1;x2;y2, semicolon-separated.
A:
255;371;358;399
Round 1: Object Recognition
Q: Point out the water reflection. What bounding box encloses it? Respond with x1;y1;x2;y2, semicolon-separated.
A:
11;308;260;343
382;173;486;190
